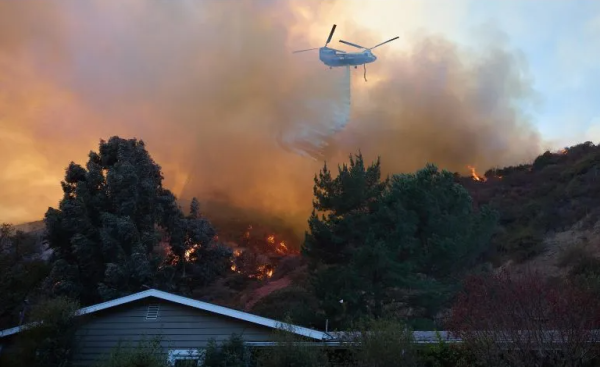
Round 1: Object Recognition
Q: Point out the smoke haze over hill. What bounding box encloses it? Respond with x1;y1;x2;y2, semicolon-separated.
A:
0;0;544;234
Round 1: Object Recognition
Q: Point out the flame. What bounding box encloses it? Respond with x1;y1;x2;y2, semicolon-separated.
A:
184;244;200;262
254;265;274;280
266;233;295;255
558;148;568;155
277;241;288;255
467;165;487;182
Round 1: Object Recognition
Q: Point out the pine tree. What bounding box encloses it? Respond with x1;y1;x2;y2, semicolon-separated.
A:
44;136;221;303
302;154;498;327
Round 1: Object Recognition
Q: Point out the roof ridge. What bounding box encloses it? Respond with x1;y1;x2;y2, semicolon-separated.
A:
1;288;331;341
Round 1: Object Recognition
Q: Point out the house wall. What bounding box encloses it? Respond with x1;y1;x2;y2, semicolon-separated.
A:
72;298;277;367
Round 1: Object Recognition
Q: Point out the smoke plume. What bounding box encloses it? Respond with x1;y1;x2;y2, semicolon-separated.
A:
0;0;543;242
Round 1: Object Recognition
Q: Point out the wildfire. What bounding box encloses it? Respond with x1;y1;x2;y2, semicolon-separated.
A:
266;234;292;255
254;265;274;280
558;148;568;155
184;244;200;262
467;165;487;182
244;225;252;239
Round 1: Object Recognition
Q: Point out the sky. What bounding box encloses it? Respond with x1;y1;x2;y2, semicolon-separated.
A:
467;1;600;146
342;0;600;147
0;0;598;228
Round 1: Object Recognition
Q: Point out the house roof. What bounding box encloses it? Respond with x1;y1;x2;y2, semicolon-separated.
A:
0;288;332;341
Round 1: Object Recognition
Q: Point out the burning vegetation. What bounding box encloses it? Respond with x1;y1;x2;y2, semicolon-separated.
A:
467;165;487;182
227;225;298;280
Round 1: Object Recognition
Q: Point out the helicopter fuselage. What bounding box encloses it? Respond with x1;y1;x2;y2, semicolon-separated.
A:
318;47;377;67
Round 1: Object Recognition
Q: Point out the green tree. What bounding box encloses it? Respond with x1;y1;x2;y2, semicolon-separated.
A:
4;297;80;367
382;164;498;315
303;153;388;266
44;136;221;304
184;199;231;284
0;224;50;329
303;154;497;327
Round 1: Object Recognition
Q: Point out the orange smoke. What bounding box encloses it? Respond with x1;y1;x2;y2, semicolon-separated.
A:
0;1;543;234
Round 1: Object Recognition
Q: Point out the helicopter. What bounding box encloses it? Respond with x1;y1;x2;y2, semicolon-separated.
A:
292;24;399;81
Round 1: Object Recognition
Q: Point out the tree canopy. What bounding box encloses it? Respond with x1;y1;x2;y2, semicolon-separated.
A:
44;136;228;304
303;153;498;328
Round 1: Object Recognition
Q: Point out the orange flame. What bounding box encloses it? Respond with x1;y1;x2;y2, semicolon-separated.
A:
254;265;273;280
467;165;487;182
184;244;200;262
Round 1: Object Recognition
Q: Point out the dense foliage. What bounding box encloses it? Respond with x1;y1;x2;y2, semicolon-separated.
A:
303;153;497;328
0;224;50;329
95;337;168;367
43;137;230;304
6;138;600;366
1;297;80;367
462;141;600;263
448;269;600;367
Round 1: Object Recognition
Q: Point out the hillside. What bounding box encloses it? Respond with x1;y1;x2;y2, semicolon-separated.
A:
5;140;600;332
460;141;600;269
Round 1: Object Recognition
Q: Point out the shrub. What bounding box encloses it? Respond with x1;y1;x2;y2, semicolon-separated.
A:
448;269;600;367
6;296;80;367
96;336;168;367
418;332;481;367
255;319;330;367
202;334;248;367
343;317;417;367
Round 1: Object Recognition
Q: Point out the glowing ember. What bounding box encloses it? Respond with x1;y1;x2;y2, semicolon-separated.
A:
277;241;288;255
244;225;252;239
467;165;487;182
184;244;200;262
266;234;293;255
254;265;274;280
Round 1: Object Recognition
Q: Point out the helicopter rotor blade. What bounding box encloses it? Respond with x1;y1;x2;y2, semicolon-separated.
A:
325;24;337;46
292;47;320;54
369;36;399;50
339;39;367;50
